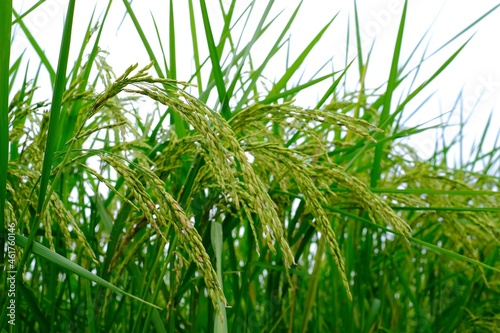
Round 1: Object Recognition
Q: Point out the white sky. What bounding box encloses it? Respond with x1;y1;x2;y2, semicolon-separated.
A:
12;0;500;166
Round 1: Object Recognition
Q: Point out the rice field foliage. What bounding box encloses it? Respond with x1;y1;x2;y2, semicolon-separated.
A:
1;1;499;332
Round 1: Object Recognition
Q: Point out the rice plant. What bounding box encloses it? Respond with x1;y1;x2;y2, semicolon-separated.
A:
1;1;499;332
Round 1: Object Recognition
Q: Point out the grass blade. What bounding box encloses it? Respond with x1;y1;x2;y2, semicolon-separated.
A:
17;0;76;277
188;0;203;95
212;221;228;333
199;0;230;119
0;0;12;268
121;0;165;78
11;0;45;25
267;14;337;99
15;234;162;310
13;10;56;84
122;0;188;138
261;72;337;105
235;1;303;110
353;0;364;75
371;0;408;188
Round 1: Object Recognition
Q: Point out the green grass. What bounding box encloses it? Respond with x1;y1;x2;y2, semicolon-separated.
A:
1;1;499;332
